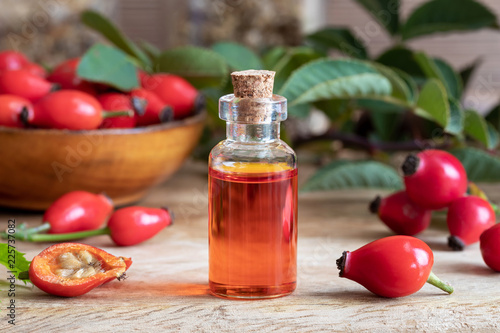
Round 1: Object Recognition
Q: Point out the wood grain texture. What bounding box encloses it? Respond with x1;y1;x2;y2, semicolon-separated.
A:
1;162;500;332
0;112;205;210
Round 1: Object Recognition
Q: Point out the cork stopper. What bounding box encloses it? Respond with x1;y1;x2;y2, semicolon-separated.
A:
231;70;275;98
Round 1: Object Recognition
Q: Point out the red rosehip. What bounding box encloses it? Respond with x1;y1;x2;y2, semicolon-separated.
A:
140;73;197;119
447;196;496;251
44;191;113;234
47;58;96;95
130;88;172;126
402;149;467;209
370;191;431;236
107;207;173;246
0;94;34;128
0;69;54;103
0;50;29;71
97;93;138;129
23;62;47;77
31;90;130;130
480;224;500;272
337;236;453;297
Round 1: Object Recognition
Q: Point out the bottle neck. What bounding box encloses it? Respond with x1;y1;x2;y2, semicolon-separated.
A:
226;122;280;143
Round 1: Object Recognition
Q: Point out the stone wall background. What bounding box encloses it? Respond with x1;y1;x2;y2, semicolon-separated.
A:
0;0;118;66
0;0;301;66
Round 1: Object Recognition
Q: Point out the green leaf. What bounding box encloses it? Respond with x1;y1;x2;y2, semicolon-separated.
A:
485;104;500;131
401;0;498;41
81;10;151;68
271;47;323;92
391;68;418;103
432;58;463;100
314;99;352;122
445;98;464;135
487;122;500;149
376;47;426;81
371;110;403;141
464;109;499;149
354;0;400;35
416;79;449;127
156;46;229;89
301;160;403;192
0;243;31;284
414;52;463;100
451;147;500;182
460;58;482;91
357;98;410;113
306;27;367;59
77;44;139;91
279;58;392;117
261;47;287;69
371;63;412;101
212;42;263;71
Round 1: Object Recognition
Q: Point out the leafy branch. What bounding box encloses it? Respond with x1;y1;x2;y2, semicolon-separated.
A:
77;2;500;192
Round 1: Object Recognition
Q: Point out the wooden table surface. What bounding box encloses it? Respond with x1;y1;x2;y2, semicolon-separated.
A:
1;161;500;332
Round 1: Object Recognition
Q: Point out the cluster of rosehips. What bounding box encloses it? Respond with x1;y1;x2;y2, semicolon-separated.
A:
337;149;500;299
1;190;173;246
0;50;199;130
1;191;174;297
368;149;499;267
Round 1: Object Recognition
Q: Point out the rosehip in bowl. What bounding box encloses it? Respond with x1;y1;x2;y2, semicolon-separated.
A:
141;73;197;119
130;88;172;126
0;50;29;71
31;90;131;130
98;93;139;129
0;69;55;103
0;94;34;128
47;58;96;95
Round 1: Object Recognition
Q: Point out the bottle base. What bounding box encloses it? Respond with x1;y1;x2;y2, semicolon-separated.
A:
209;281;296;300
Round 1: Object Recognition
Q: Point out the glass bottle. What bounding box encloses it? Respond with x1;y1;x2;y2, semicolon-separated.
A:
208;70;298;299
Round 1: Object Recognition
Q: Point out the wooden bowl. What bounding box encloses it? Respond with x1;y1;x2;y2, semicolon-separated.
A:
0;112;205;210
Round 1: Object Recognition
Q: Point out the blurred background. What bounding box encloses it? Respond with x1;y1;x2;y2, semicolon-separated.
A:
0;0;498;112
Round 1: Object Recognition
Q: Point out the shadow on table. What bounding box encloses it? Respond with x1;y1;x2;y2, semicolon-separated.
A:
117;281;212;299
441;262;496;276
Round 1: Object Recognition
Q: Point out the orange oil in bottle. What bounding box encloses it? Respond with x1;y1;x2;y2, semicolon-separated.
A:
208;162;298;299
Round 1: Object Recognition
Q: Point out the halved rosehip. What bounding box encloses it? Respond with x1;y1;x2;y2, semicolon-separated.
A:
29;243;132;297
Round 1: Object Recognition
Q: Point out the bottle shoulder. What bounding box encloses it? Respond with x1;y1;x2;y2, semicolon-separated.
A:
210;139;296;155
209;139;296;168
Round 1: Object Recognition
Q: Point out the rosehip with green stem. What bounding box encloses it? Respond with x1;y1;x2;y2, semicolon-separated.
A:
31;90;132;130
447;196;495;251
44;191;113;234
402;149;467;210
369;191;431;236
337;235;454;298
98;93;141;129
4;207;174;247
480;224;500;272
3;191;113;239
